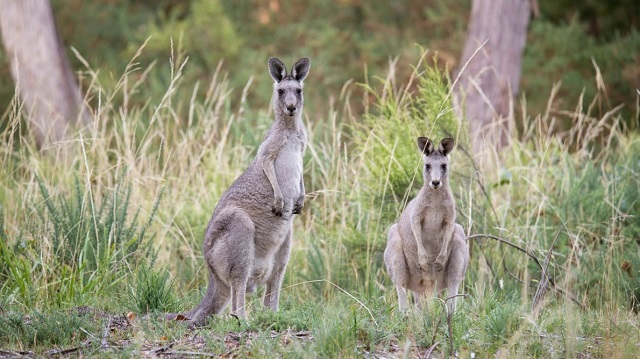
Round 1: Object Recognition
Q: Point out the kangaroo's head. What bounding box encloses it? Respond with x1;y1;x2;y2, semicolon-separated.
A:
268;57;310;118
417;137;454;190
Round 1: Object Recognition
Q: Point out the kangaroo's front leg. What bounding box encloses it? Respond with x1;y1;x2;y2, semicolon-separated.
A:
261;141;285;216
410;207;429;271
434;218;455;271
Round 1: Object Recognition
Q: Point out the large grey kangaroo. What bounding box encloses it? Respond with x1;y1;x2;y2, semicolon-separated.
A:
384;137;469;315
169;57;310;325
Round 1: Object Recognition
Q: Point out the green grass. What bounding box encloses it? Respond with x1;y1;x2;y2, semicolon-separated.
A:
0;51;639;357
126;264;180;314
0;309;102;351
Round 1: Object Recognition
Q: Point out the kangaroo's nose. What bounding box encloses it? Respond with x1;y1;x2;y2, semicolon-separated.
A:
287;105;296;113
431;180;441;188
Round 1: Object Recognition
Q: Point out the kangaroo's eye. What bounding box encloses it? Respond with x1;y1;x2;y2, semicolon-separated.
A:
425;164;431;171
441;164;447;171
277;89;284;96
296;89;302;94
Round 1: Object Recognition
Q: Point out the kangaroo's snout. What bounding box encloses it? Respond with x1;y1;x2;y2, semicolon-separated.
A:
287;105;296;115
431;180;441;188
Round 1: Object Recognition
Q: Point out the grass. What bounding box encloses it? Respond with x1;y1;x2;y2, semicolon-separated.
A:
126;264;180;314
0;48;639;357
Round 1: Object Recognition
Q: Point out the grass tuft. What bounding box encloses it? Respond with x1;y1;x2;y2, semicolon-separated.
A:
127;264;180;314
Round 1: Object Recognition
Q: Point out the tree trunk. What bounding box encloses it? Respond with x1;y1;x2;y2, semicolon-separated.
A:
454;0;532;153
0;0;89;147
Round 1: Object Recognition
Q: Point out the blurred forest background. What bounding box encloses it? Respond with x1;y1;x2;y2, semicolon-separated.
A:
1;0;638;131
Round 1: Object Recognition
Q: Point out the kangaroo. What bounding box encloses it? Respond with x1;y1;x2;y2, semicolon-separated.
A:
384;137;469;315
168;57;310;326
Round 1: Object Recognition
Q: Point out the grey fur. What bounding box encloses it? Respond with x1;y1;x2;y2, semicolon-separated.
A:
384;137;469;314
168;57;310;325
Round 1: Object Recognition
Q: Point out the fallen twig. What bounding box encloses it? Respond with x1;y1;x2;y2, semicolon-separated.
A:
43;339;92;357
161;350;218;357
422;341;439;359
143;343;174;355
44;346;81;356
0;349;33;358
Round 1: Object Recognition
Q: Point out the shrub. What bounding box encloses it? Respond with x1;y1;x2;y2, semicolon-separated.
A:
34;173;160;273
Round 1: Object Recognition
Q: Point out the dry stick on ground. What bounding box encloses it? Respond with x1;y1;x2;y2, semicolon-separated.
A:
163;350;218;357
143;343;174;356
466;234;585;310
0;349;32;358
422;342;439;359
43;339;92;357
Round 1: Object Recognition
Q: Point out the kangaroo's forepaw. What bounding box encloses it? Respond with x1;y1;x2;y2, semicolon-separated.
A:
418;257;430;271
272;197;284;216
434;257;446;271
292;202;304;214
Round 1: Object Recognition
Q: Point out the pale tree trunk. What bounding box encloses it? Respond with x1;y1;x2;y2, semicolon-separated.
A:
454;0;533;153
0;0;89;148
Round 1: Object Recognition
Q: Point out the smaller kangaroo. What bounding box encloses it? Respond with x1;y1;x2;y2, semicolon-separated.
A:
384;137;469;314
168;57;310;326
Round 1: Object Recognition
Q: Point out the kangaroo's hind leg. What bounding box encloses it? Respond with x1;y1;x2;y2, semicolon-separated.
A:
263;225;292;311
167;220;234;326
181;269;230;327
213;208;256;320
384;223;409;312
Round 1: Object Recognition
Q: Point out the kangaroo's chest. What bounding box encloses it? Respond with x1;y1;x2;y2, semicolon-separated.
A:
423;209;446;232
275;133;305;198
420;202;455;247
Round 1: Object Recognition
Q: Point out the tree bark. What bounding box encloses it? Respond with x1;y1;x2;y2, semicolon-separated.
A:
454;0;532;153
0;0;89;147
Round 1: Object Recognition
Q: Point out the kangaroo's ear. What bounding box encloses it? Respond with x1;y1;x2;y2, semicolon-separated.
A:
439;137;455;156
268;57;287;83
417;137;433;155
292;58;310;82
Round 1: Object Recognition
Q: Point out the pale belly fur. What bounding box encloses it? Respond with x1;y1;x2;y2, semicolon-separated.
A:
274;139;303;208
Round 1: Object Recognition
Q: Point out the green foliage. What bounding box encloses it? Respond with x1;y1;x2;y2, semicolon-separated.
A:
34;174;160;273
126;264;180;314
455;288;523;355
480;294;521;352
522;21;640;127
0;173;163;308
142;0;241;67
313;307;360;357
575;246;640;311
540;0;639;39
510;137;640;310
0;310;100;348
553;140;640;241
0;231;33;305
248;299;321;332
